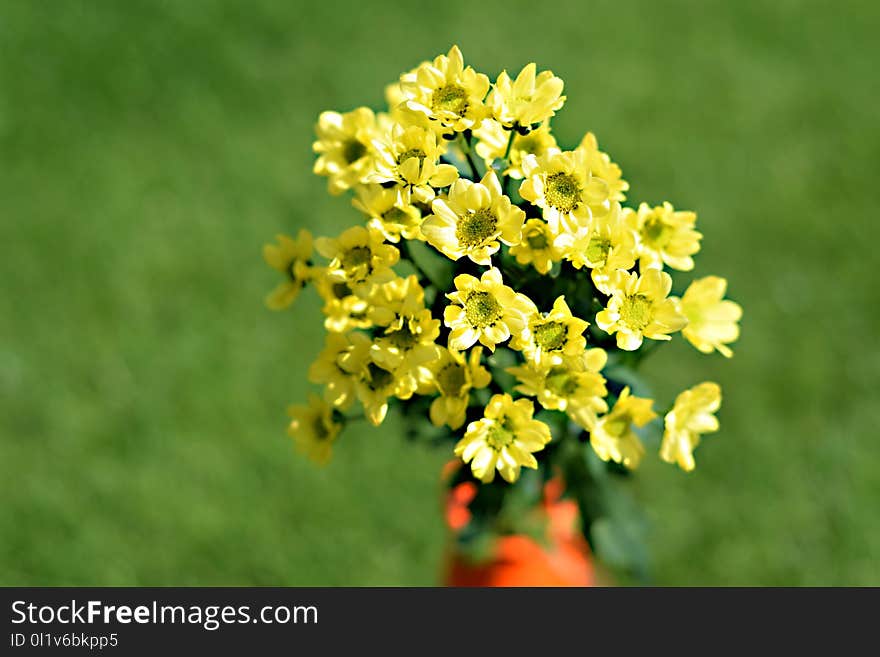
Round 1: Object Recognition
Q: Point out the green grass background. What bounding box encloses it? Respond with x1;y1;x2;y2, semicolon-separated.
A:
2;0;878;585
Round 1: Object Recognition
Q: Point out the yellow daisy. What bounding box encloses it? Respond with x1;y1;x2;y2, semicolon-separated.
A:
515;295;590;366
352;184;423;243
443;267;535;352
287;394;342;466
427;346;491;430
575;132;629;201
632;202;702;271
312;107;376;195
474;121;558;180
676;276;742;358
487;63;565;129
508;218;566;274
556;201;639;293
661;382;722;472
589;387;656;469
519;148;611;234
315;225;399;295
368;124;459;204
422;170;525;265
399;45;490;133
454;394;552;483
313;270;372;333
262;230;313;310
508;347;609;430
596;268;687;351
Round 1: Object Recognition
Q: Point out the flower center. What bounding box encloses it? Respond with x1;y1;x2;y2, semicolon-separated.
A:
486;420;515;450
436;363;467;397
464;291;502;328
331;282;352;299
366;362;394;391
397;148;427;166
620;294;653;330
386;325;419;350
341;246;371;269
544;172;581;213
545;366;579;397
312;416;331;441
342;139;366;164
642;216;671;248
585;236;611;264
382;206;415;227
431;84;469;116
456;208;498;248
525;226;549;250
534;321;567;351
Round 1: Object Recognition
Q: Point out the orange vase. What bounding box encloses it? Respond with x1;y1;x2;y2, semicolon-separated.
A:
442;473;595;587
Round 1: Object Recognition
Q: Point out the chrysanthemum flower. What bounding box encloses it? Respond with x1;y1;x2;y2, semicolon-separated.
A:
308;333;356;410
487;63;565;129
519;149;610;234
443;268;535;352
508;348;609;430
399;45;490;133
312;107;376;195
515;296;590;366
676;276;742;358
338;332;416;426
596;268;688;351
368;124;459;204
371;308;440;389
661;382;722;472
427;346;491;430
556;202;638;293
508;218;566;274
315;226;399;295
367;275;427;328
262;230;313;310
631;202;702;271
313;270;373;333
352;184;423;243
474;121;558;180
287;394;342;465
575;132;629;202
589;387;656;469
422;171;525;265
454;394;552;483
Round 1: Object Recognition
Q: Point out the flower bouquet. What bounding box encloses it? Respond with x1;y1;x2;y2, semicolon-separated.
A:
265;46;742;584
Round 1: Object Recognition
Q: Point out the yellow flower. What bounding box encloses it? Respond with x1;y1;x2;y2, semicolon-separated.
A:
315;226;399;295
368;124;459;204
519;149;611;234
367;274;427;326
632;202;702;271
313;270;372;333
596;268;687;351
352;184;423;243
312;108;376;195
262;230;313;310
474;121;558;180
676;276;742;358
661;382;722;472
287;394;342;466
454;394;551;483
338;332;416;426
508;348;608;430
427;346;491;430
443;267;535;352
422;171;525;265
308;333;356;410
399;45;490;133
590;387;656;469
487;63;565;128
575;132;629;201
556;202;638;293
515;295;589;366
370;307;440;390
508;218;566;274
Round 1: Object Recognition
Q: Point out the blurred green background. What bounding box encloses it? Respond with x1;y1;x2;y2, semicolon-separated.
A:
2;0;878;585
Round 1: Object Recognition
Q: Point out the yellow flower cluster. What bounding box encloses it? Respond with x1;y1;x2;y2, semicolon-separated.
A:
268;46;742;481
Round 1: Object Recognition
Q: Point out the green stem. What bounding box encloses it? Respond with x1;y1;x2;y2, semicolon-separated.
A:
459;132;481;181
501;127;516;196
